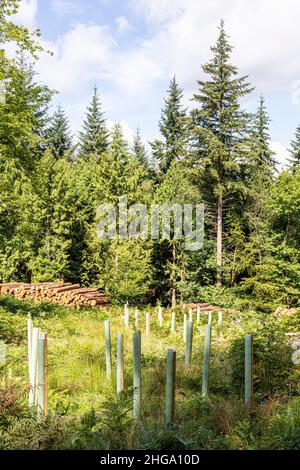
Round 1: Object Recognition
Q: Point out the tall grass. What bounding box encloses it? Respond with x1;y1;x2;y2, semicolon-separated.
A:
0;296;300;449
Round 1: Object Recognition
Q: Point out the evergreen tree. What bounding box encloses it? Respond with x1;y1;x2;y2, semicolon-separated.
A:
0;52;53;169
132;127;148;168
81;122;152;293
191;20;253;286
0;151;34;281
79;86;109;159
27;150;74;281
288;123;300;172
251;95;276;180
153;161;200;306
46;105;73;159
151;76;187;175
242;171;300;307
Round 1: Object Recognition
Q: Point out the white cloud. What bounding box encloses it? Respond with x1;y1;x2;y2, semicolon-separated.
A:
129;0;300;90
115;16;131;34
270;141;290;171
51;0;86;16
113;47;164;96
12;0;38;29
37;20;162;100
38;0;300;107
30;0;300;147
37;23;115;92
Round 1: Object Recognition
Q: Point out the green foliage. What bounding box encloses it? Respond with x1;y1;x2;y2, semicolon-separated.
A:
151;76;187;176
79;86;109;159
228;314;295;397
1;8;300;312
261;398;300;449
288;124;300;172
0;299;299;450
250;95;276;182
103;239;152;304
46;105;73;159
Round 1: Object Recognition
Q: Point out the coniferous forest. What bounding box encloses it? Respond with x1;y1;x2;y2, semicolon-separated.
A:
1;1;300;453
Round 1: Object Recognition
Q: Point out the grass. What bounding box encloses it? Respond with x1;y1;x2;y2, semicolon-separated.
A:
0;294;300;449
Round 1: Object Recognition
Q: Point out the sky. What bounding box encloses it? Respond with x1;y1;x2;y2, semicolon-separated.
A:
11;0;300;167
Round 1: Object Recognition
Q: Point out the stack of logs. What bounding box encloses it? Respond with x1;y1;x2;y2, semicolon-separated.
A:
0;282;108;307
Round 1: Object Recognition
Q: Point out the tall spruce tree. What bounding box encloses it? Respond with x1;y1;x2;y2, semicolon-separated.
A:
132;127;148;168
251;95;276;181
151;76;186;175
288;123;300;172
79;86;109;159
46;105;73;159
191;20;253;286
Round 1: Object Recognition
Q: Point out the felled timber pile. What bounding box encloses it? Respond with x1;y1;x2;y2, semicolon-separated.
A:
183;302;222;312
0;282;108;307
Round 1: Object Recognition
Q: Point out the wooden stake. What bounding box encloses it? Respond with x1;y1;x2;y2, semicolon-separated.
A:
133;331;141;421
104;320;112;380
189;308;193;323
183;313;187;343
208;311;212;325
165;349;176;426
171;311;175;334
0;340;6;366
117;333;124;396
185;321;193;369
218;311;222;327
245;334;253;406
202;323;212;397
124;305;129;329
134;308;139;328
196;306;201;325
146;312;150;337
158;306;163;327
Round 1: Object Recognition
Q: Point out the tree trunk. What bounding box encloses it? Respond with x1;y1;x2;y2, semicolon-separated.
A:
171;242;176;308
216;194;223;286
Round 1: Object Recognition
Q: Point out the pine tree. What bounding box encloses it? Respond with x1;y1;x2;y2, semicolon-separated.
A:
151;76;186;174
79;86;109;159
288;123;300;172
46;105;73;159
191;20;254;286
251;95;276;180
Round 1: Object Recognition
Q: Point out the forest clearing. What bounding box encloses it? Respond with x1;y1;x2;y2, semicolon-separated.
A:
1;0;300;455
1;293;300;450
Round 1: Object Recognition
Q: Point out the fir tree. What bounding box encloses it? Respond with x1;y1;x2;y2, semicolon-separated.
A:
46;105;73;159
132;128;148;168
191;20;254;286
79;86;109;159
252;95;276;180
288;123;300;172
151;76;186;174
